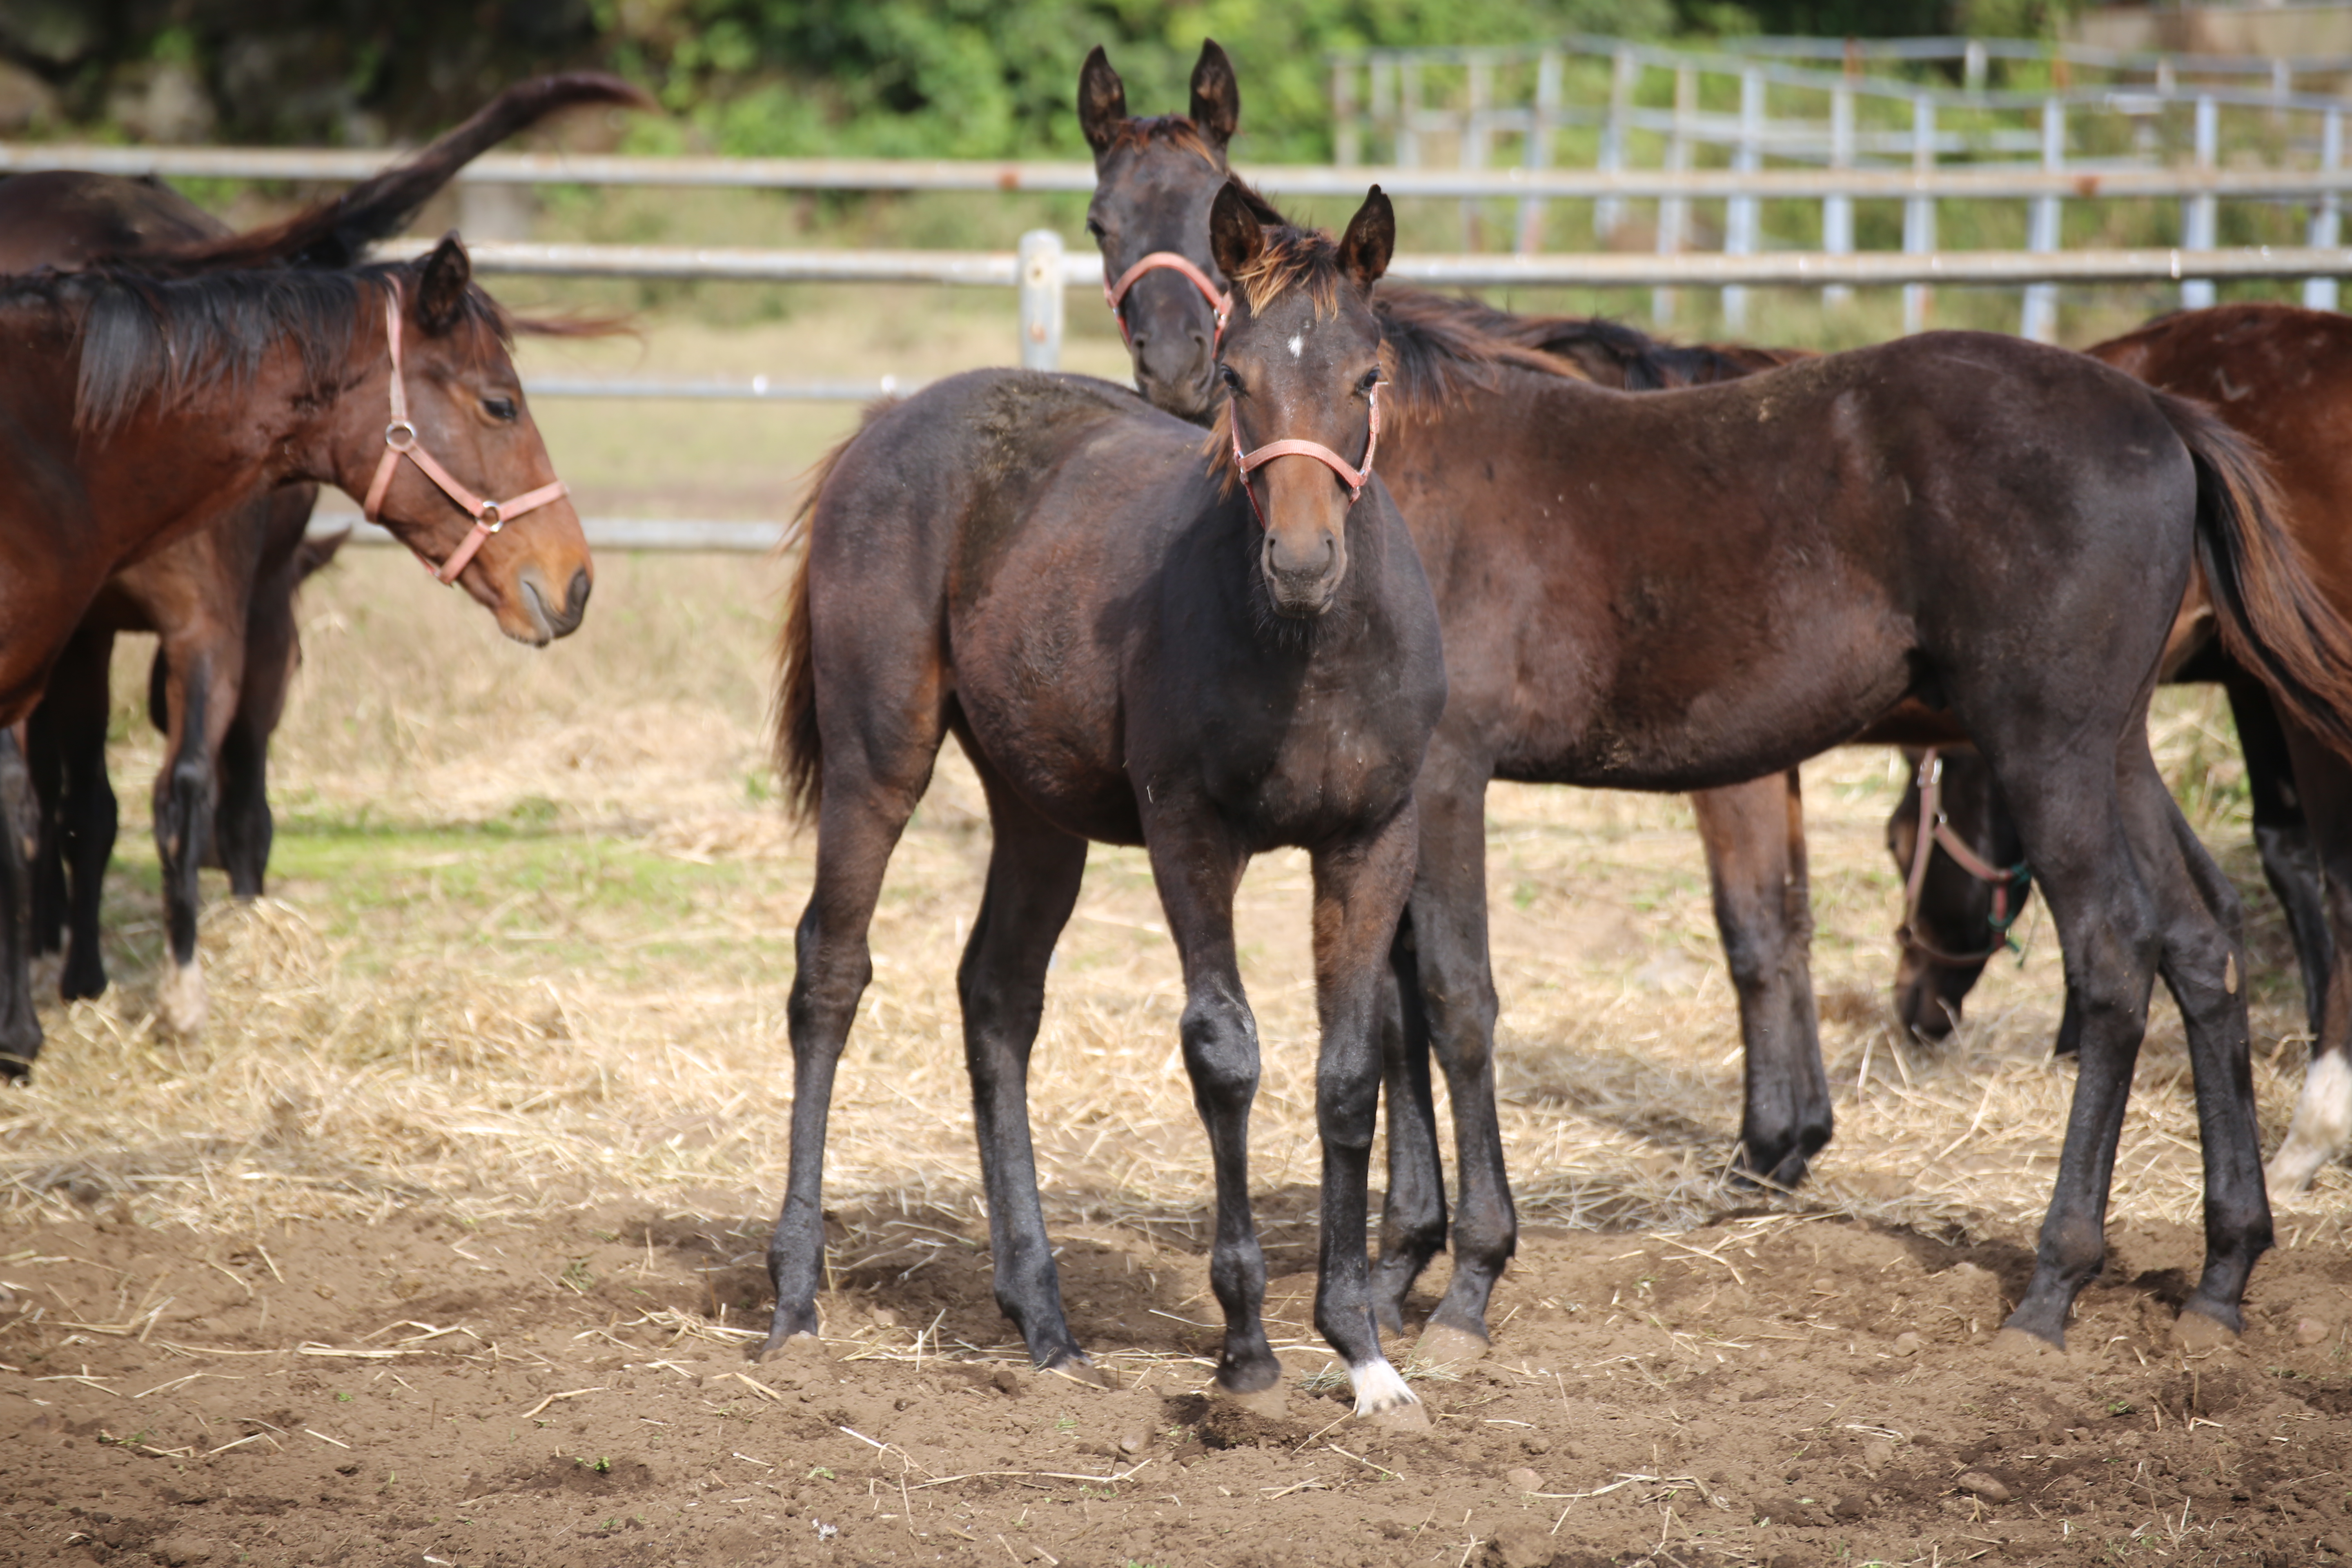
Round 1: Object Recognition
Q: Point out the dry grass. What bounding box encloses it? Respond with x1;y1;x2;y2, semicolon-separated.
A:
7;548;2350;1293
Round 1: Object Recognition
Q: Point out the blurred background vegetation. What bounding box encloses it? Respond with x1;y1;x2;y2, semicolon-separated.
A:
4;2;2082;156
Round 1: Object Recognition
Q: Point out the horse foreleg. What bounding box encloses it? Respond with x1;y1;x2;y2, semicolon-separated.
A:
0;725;39;1076
2268;721;2352;1193
958;751;1092;1373
49;626;116;1004
1147;815;1278;1397
1307;802;1424;1422
1693;769;1831;1187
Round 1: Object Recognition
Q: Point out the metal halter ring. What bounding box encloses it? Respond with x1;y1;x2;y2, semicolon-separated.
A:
385;420;418;451
477;501;503;529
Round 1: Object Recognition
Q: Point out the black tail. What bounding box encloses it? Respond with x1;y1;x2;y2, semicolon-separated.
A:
136;74;654;276
2161;390;2352;760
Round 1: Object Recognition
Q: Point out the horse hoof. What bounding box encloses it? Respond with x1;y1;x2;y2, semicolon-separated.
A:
1347;1358;1423;1425
158;963;207;1040
1412;1321;1490;1371
1045;1358;1120;1391
2172;1309;2240;1354
1209;1381;1288;1419
1991;1326;2062;1360
754;1328;829;1364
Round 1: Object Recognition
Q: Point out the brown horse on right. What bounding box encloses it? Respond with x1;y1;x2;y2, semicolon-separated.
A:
1846;305;2352;1194
1080;51;2352;1366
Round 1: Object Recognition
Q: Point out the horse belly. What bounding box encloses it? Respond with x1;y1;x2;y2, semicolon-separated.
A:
953;601;1141;845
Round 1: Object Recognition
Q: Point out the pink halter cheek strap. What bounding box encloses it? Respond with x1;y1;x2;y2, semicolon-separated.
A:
360;281;568;587
1104;251;1233;347
1229;383;1382;526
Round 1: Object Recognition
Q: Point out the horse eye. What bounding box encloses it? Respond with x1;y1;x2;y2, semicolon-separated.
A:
482;396;517;422
1217;364;1244;395
1085;217;1107;240
1357;369;1383;394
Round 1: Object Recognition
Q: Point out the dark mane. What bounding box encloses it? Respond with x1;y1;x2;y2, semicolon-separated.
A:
1372;287;1591;416
1493;308;1806;389
1102;115;1222;167
1;257;512;434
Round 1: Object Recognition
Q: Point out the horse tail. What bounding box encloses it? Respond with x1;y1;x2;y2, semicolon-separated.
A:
2163;390;2352;759
140;74;654;275
771;426;869;825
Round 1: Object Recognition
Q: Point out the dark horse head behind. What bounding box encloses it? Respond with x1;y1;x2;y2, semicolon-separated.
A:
1080;41;1241;421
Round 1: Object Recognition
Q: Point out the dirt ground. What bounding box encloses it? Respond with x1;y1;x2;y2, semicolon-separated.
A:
6;1200;2352;1567
4;392;2352;1565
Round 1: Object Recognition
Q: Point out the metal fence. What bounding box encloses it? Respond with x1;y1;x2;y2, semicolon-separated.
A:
14;117;2352;551
1328;33;2352;334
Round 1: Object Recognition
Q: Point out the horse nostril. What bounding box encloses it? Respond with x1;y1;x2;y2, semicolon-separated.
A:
564;568;592;626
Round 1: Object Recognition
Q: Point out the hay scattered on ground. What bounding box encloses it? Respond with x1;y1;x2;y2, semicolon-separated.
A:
6;550;2348;1289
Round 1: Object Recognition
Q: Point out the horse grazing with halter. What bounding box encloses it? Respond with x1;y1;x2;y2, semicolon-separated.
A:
0;74;644;1045
1080;47;2352;1363
763;184;1450;1422
0;81;638;1074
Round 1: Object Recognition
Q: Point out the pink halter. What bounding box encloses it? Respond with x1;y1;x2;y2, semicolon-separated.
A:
1229;384;1382;526
361;282;568;586
1103;251;1232;347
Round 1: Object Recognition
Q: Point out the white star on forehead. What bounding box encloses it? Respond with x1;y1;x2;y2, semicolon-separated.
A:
1287;334;1303;359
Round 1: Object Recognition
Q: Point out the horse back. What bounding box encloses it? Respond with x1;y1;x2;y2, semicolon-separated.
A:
0;173;224;274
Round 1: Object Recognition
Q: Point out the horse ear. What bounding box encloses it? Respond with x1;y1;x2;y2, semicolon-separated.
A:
416;232;472;334
1209;180;1264;288
1078;46;1128;157
1189;39;1239;156
1337;185;1394;292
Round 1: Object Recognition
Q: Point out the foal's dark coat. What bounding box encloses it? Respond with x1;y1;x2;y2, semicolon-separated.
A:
764;196;1449;1415
1078;60;2351;1359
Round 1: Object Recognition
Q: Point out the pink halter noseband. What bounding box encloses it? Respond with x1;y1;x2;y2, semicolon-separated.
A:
1103;251;1233;347
1229;383;1383;526
361;281;568;586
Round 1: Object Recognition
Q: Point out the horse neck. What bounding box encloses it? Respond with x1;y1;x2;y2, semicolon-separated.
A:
71;325;352;557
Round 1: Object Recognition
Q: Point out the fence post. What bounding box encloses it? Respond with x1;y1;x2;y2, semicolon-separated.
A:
1018;229;1063;372
2022;98;2063;343
1903;94;1937;334
1399;59;1423;169
1654;65;1695;325
1516;49;1562;255
2183;94;2218;310
1596;47;1635;241
1370;55;1395;163
2309;107;2343;312
1824;82;1855;309
1463;58;1491;250
1333;58;1360;168
1964;40;1987;96
1724;67;1763;333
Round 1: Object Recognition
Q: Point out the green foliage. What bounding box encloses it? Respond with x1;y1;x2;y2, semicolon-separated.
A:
604;0;1672;163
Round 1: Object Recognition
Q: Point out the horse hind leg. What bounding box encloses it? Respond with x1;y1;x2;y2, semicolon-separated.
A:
759;681;949;1356
2267;724;2352;1193
1695;770;1832;1186
2136;758;2270;1338
1987;752;2165;1351
1370;914;1446;1339
955;746;1094;1373
151;638;240;1040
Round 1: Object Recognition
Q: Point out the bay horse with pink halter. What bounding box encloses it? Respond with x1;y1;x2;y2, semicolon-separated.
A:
1074;47;2352;1367
0;74;642;1045
0;113;623;1071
